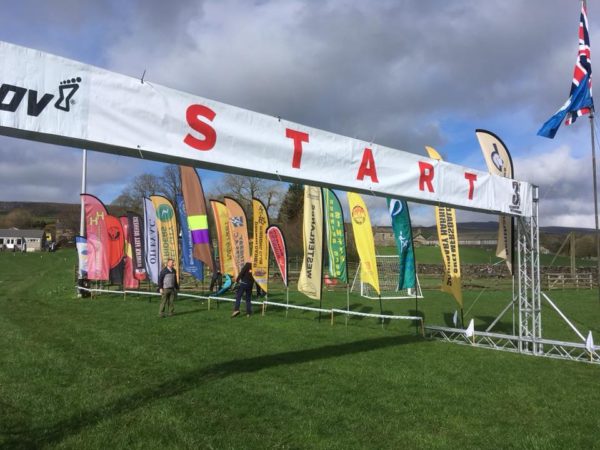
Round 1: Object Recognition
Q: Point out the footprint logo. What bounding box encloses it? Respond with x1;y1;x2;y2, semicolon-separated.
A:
54;77;81;112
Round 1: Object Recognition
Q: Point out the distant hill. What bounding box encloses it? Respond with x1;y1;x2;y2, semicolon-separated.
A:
0;201;595;235
0;201;80;218
0;201;130;217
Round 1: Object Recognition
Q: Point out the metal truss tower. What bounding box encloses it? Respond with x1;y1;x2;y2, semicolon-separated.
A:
516;186;542;354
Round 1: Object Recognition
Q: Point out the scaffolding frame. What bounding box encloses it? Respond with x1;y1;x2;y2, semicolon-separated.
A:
426;186;599;364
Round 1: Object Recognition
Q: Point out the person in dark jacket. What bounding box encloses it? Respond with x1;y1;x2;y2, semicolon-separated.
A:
209;270;223;293
158;258;179;317
232;262;254;317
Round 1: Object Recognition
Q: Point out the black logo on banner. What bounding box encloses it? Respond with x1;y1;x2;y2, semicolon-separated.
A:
0;76;82;117
509;181;522;214
491;143;504;172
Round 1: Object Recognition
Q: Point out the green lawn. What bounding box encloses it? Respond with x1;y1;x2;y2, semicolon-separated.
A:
2;251;600;448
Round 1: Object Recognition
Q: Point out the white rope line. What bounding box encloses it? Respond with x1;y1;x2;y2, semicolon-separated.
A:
331;309;421;321
77;287;422;322
79;286;237;302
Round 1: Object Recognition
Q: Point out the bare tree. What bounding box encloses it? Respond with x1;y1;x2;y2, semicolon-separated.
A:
112;173;162;211
159;165;181;206
214;174;283;216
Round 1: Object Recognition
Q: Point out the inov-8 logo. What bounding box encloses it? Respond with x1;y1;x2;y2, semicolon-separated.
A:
0;76;82;117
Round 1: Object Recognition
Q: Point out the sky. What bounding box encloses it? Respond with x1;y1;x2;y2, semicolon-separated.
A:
0;0;598;227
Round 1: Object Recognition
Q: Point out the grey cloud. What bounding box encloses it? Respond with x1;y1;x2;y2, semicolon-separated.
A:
0;136;145;203
105;1;590;151
0;0;596;227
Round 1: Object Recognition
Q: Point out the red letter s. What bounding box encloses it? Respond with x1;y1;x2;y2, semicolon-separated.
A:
184;104;217;151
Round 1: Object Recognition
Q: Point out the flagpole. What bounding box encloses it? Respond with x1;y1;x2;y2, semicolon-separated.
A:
346;283;350;327
379;294;384;328
591;113;600;302
79;148;87;235
414;290;419;336
76;148;87;298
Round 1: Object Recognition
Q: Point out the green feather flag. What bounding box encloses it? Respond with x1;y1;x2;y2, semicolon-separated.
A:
386;198;416;290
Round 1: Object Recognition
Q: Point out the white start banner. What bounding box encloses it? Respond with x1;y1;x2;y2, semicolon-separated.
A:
0;41;532;217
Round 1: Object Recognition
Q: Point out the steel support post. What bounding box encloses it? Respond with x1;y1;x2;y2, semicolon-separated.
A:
517;186;542;354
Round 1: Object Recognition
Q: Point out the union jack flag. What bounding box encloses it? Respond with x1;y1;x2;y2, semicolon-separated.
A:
538;1;594;139
566;1;593;125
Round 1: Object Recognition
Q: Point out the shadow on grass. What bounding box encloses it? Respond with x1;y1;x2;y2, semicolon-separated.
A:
476;316;514;334
1;334;422;448
409;309;426;331
170;308;206;317
443;312;461;328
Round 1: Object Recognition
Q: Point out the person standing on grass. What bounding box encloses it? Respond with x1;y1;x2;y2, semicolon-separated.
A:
158;258;178;318
232;262;254;318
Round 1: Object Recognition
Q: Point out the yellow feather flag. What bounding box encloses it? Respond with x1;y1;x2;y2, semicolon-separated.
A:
298;185;323;300
150;195;180;282
224;197;251;277
425;146;463;307
347;192;379;295
210;200;236;276
252;198;270;293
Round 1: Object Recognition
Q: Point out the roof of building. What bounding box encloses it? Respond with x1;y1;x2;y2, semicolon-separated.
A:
0;229;45;239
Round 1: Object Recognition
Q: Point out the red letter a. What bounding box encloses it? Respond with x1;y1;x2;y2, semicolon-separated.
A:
357;148;379;183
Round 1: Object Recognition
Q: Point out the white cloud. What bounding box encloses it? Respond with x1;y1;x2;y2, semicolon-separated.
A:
516;145;596;227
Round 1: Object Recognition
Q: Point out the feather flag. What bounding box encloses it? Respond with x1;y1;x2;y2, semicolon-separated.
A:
150;195;179;282
143;197;161;285
75;235;88;278
106;215;125;285
538;1;594;138
298;186;324;300
82;194;110;281
347;192;379;295
267;225;288;286
180;166;215;273
476;129;514;274
120;216;139;289
224;197;251;277
426;146;463;308
323;188;348;284
252;198;270;293
210;200;236;276
387;198;416;290
127;212;147;281
177;194;204;281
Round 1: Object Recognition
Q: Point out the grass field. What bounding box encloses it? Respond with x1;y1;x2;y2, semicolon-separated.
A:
2;251;600;448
